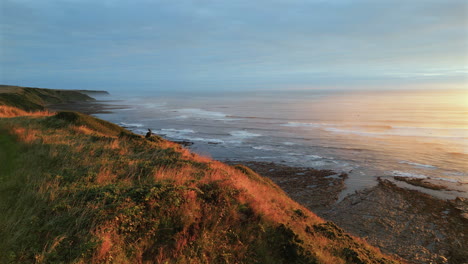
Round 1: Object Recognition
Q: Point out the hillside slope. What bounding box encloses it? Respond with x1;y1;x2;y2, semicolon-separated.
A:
0;85;94;111
0;86;402;263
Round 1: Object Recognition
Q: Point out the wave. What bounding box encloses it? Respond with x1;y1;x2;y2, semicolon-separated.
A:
398;160;437;169
253;145;276;151
118;122;144;128
155;129;262;144
392;170;462;183
155;128;196;140
431;177;462;183
392;171;428;179
306;154;323;160
230;131;262;139
282;121;468;139
444;171;465;176
160;128;195;134
190;138;225;144
157;129;227;144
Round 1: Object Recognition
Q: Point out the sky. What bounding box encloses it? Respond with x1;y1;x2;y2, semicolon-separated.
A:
0;0;467;92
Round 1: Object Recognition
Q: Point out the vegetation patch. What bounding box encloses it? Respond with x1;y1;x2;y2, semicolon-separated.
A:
53;111;128;136
0;85;94;111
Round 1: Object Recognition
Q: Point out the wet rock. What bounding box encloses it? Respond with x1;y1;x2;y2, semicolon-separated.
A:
321;180;468;264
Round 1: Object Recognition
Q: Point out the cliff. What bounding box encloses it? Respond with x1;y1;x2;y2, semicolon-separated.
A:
0;86;402;263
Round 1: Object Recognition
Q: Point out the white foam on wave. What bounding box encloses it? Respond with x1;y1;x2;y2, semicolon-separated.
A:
306;154;323;160
253;145;275;151
119;122;144;128
392;170;463;184
306;161;330;167
287;153;323;159
230;131;261;139
392;170;428;179
157;128;227;144
432;177;461;183
190;138;225;144
398;160;438;169
160;128;195;134
156;128;196;140
283;142;297;146
286;153;325;161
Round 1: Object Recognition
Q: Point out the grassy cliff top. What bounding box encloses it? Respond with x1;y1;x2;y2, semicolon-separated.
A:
0;85;95;111
0;86;402;264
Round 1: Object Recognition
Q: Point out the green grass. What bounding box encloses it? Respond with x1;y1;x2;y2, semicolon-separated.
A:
52;111;129;137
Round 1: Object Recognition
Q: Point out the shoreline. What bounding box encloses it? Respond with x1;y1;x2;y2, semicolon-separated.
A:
226;161;467;264
47;99;130;115
49;96;467;263
224;161;348;210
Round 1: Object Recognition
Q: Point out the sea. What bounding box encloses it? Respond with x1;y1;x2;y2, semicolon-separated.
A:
93;88;468;199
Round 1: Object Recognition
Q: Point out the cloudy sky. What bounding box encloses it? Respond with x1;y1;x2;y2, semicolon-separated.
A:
1;0;467;92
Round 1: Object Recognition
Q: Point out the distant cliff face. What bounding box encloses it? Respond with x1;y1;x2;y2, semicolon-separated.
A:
0;85;95;111
74;90;110;95
0;86;402;264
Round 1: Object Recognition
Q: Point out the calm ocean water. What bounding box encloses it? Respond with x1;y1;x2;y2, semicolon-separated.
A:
94;89;468;197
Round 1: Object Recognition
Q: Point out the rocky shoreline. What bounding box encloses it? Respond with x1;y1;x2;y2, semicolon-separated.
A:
224;161;348;211
228;161;467;264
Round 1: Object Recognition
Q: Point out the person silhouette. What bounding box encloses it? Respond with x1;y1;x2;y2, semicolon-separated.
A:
145;129;152;138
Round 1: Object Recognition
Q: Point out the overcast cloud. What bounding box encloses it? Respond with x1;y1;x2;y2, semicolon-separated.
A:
1;0;467;92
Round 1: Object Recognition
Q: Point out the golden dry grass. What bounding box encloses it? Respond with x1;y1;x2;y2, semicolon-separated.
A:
10;127;40;143
96;168;117;185
72;125;98;135
0;105;53;118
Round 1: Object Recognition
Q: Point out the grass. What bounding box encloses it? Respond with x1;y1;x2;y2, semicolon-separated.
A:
0;105;53;118
0;85;94;111
0;86;403;264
